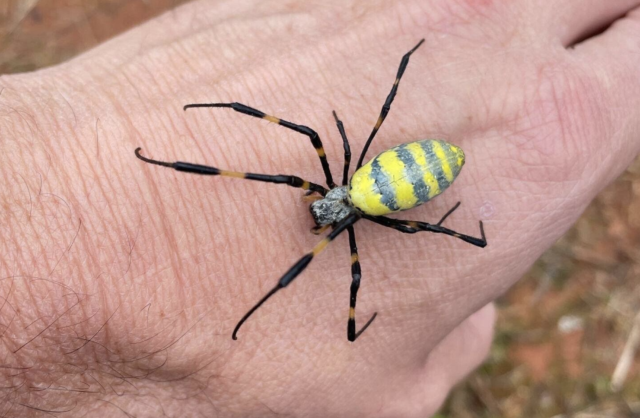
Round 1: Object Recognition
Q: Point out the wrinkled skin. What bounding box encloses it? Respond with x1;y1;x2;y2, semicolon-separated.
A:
2;0;640;417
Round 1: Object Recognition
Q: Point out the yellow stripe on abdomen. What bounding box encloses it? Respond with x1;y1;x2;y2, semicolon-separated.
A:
348;163;390;216
404;142;441;200
431;140;454;182
375;150;418;210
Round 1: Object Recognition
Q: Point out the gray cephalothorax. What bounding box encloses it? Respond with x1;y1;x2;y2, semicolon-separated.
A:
310;186;356;226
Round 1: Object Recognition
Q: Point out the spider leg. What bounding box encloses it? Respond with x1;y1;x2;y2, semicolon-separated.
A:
232;212;361;340
363;202;487;248
356;39;425;169
347;225;377;342
436;201;461;226
332;110;351;186
311;224;330;235
183;102;336;188
135;148;328;195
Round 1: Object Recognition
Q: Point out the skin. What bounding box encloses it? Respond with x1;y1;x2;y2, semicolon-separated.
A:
2;0;640;416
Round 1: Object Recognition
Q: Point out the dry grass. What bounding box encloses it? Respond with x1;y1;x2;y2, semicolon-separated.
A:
0;0;191;73
1;2;638;417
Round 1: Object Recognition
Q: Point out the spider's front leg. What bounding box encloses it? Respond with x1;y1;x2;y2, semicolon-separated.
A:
346;225;377;342
232;213;361;340
135;148;328;195
183;102;336;188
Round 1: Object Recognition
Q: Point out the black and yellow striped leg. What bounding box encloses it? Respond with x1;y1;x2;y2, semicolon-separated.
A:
135;148;328;195
364;214;487;248
356;39;425;169
332;110;351;186
347;226;378;342
232;212;361;340
183;102;336;188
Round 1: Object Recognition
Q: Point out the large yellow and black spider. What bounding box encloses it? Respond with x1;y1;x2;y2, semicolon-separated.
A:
135;39;487;342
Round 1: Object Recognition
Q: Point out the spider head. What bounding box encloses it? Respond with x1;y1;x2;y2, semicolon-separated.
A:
309;186;355;227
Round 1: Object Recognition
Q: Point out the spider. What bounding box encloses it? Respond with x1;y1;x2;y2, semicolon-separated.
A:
134;39;487;342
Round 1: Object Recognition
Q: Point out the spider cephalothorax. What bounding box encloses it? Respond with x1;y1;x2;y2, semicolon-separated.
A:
310;187;354;227
135;39;487;342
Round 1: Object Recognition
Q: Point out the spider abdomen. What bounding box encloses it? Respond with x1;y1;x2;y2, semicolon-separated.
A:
348;139;465;216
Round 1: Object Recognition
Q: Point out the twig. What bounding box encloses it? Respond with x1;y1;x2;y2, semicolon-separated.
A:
611;311;640;392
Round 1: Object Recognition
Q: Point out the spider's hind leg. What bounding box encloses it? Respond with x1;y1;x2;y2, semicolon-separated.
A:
436;201;461;226
364;202;487;248
356;39;425;169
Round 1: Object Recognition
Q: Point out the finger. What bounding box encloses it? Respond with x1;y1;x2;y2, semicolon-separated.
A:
379;303;496;418
539;0;640;46
575;6;640;63
571;7;640;156
424;302;496;393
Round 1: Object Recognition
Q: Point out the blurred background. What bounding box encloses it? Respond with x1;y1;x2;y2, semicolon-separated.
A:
1;1;638;417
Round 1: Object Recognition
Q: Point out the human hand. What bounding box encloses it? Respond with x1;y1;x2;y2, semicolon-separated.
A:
3;0;640;417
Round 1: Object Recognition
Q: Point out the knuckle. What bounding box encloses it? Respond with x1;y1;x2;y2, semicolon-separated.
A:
500;59;612;185
396;0;523;45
